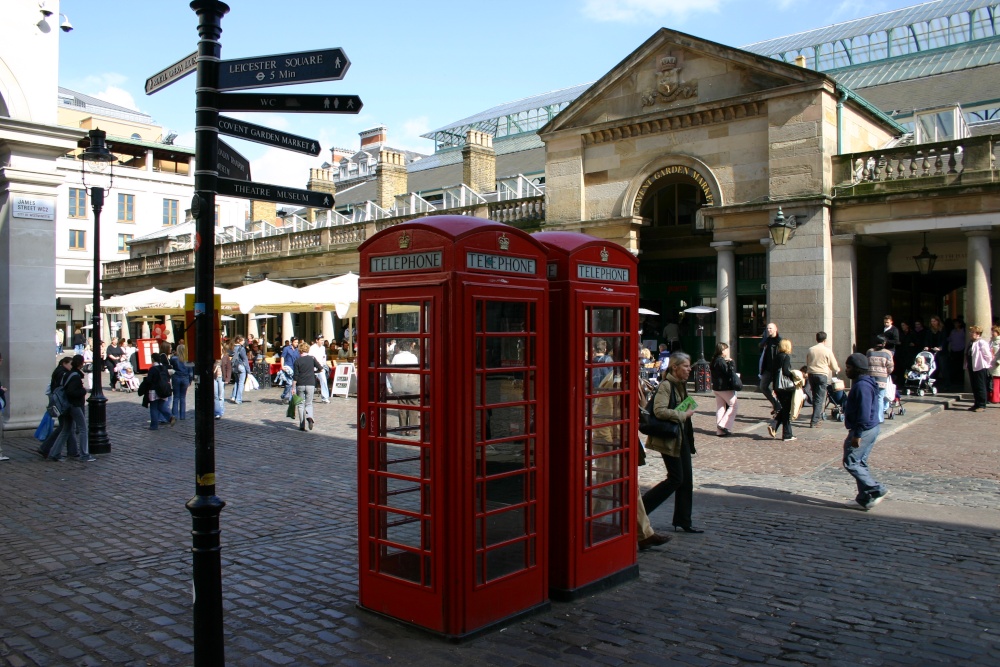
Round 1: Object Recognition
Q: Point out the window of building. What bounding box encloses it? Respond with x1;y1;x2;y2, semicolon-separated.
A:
69;229;86;249
117;234;133;252
163;198;178;225
69;188;87;218
118;193;135;222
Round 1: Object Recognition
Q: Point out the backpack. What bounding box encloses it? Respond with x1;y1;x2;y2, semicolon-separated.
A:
154;366;172;398
48;373;71;418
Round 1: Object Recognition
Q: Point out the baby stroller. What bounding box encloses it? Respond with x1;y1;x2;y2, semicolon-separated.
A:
114;361;140;393
903;351;937;396
826;377;847;422
884;375;905;419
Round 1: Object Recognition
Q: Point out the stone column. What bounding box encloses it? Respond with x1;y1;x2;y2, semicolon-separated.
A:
831;234;858;367
992;240;1000;323
711;242;737;348
322;311;335;342
282;312;295;343
0;123;81;429
966;229;993;332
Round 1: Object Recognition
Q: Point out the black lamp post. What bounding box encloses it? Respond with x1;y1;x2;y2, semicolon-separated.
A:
80;129;115;454
913;232;937;275
684;305;718;393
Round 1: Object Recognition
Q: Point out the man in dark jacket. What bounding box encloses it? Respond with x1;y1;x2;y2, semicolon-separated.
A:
38;357;78;459
842;353;888;510
758;322;782;414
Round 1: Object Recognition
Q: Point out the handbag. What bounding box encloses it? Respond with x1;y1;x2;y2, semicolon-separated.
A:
34;411;54;441
286;393;303;418
776;369;794;391
638;384;681;439
730;362;743;392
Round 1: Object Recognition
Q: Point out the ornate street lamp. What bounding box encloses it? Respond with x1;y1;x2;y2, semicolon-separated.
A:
913;232;938;275
80;129;115;454
684;305;718;393
768;207;796;246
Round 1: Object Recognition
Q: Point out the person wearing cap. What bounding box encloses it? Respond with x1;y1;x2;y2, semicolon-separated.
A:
842;353;889;510
307;334;331;403
867;336;894;423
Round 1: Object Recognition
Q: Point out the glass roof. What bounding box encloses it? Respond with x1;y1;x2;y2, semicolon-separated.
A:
743;1;999;71
830;38;1000;88
421;83;592;148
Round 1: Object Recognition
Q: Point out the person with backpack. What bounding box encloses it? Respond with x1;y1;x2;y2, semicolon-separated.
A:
46;355;96;462
38;357;79;459
145;354;175;430
170;345;191;420
0;351;8;462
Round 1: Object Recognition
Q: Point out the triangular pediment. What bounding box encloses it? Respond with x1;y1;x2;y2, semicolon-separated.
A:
541;28;830;135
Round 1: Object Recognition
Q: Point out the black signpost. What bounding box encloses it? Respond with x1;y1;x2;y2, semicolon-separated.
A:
217;115;320;156
217;177;333;208
217;140;251;181
218;47;349;91
178;2;362;663
217;92;363;114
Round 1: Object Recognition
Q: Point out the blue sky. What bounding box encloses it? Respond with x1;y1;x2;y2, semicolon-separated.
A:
58;0;925;188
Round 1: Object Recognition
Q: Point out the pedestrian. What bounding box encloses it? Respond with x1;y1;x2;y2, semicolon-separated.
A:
925;315;948;387
230;335;250;404
805;331;840;428
292;341;324;431
0;351;8;462
709;342;738;437
866;337;894;422
841;352;890;511
989;325;1000;404
965;325;994;412
880;314;900;352
145;354;175;430
169;345;191;420
104;337;123;382
55;327;64;355
38;357;79;459
768;338;797;441
72;327;85;354
308;334;332;403
758;322;782;417
213;359;225;420
47;355;96;462
641;352;704;534
279;337;300;401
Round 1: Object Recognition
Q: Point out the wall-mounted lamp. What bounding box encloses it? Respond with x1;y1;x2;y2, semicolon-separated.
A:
242;269;271;285
768;207;798;246
912;232;937;275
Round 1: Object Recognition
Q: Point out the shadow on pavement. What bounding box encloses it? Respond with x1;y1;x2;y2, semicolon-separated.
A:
699;482;848;509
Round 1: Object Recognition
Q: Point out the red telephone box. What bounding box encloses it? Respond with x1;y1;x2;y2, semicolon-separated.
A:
535;232;639;600
357;216;550;639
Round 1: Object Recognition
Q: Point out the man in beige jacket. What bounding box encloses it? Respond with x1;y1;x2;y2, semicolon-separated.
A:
805;331;840;428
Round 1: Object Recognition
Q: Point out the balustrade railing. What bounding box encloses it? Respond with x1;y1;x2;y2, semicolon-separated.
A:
104;195;547;280
835;135;997;188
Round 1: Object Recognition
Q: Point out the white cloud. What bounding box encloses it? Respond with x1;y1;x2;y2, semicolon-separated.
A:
582;0;723;23
395;116;434;154
249;147;328;189
72;73;140;111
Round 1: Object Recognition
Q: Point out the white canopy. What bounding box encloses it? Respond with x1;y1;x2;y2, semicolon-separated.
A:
96;288;176;314
225;279;304;314
295;272;359;319
127;286;238;317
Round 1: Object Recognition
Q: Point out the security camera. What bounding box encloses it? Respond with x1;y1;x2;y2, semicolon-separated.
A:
39;1;53;17
59;14;73;32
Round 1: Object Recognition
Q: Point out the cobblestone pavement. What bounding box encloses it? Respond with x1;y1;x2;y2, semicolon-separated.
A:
1;381;998;666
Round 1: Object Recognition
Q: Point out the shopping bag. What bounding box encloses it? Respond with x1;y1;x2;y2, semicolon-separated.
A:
34;411;54;442
245;374;260;392
286;393;303;418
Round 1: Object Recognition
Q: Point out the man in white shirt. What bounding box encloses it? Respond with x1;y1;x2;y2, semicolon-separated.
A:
307;334;331;403
389;340;420;428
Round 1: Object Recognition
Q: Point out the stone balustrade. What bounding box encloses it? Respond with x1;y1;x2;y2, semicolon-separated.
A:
102;195;548;281
834;134;997;193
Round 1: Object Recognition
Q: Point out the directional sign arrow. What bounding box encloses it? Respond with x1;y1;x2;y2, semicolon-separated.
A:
217;177;334;209
145;52;198;95
218;48;350;92
217;116;320;156
217;140;251;182
216;93;362;114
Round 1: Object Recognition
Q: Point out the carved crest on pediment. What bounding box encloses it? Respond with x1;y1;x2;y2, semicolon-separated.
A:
642;51;697;107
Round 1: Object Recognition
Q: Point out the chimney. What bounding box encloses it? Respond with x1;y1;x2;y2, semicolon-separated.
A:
462;130;496;195
250;200;276;225
306;168;337;223
794;55;807;67
359;125;388;149
329;146;353;164
375;150;407;210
